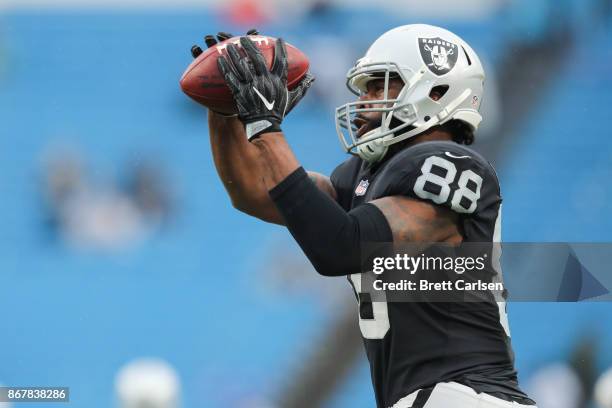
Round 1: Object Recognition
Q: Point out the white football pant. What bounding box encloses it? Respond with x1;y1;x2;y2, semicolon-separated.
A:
391;382;537;408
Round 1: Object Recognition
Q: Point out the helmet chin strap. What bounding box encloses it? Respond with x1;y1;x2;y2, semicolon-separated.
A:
356;127;389;163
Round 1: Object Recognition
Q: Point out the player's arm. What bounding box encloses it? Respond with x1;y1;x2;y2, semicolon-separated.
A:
197;32;322;225
217;36;462;275
256;134;461;276
370;195;462;244
207;113;334;225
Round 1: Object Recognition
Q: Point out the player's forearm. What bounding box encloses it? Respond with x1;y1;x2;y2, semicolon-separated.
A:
267;165;393;276
208;112;285;224
251;132;301;190
252;133;392;277
252;133;339;203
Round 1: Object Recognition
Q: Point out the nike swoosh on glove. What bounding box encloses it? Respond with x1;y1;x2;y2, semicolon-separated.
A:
218;37;307;140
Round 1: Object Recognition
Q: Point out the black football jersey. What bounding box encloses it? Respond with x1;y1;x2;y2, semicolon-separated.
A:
330;141;534;408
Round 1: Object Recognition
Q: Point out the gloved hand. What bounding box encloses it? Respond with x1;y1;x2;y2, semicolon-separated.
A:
217;36;290;140
191;31;315;131
188;30;259;117
191;28;315;122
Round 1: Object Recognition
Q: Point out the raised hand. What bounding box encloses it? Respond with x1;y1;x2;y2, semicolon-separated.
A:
217;36;290;140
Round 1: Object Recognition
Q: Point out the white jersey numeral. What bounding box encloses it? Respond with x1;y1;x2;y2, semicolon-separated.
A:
413;156;456;204
349;273;390;339
414;156;483;213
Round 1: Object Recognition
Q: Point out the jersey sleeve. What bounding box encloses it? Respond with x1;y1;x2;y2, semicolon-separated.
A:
330;156;361;211
375;143;501;215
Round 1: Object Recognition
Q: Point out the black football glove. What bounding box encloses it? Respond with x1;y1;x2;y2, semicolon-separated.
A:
286;72;315;114
217;36;290;139
217;37;315;140
189;30;259;118
191;30;314;126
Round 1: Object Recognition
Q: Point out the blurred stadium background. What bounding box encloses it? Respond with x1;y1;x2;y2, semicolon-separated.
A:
1;0;612;407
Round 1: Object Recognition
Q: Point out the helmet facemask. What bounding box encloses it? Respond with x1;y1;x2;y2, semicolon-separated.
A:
335;62;430;163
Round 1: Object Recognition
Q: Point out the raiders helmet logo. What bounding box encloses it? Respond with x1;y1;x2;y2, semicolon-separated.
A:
418;37;459;76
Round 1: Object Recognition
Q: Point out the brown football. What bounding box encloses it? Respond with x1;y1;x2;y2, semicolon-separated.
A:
180;35;310;114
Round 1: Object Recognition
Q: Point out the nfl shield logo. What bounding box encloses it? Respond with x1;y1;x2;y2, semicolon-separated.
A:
355;179;369;196
418;37;459;76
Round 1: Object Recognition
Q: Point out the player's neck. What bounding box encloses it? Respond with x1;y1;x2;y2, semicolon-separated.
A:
369;129;453;170
410;128;454;145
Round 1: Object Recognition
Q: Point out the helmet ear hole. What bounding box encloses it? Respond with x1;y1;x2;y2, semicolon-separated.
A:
429;85;449;101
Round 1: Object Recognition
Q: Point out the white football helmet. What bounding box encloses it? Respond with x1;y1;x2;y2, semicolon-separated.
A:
335;24;485;163
115;358;181;408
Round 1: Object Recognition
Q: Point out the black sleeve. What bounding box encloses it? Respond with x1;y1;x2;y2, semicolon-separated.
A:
330;156;361;212
270;167;393;276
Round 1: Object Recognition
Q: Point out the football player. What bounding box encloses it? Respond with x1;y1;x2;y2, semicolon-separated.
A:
193;24;537;408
